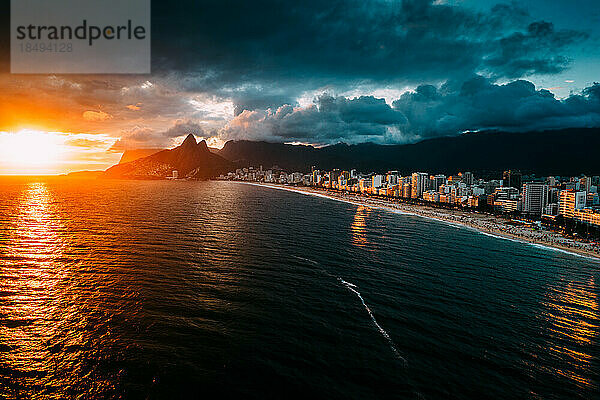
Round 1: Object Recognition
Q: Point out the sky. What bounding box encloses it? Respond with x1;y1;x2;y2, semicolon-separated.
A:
0;0;599;174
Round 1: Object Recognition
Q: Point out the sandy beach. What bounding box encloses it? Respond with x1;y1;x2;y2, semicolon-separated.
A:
231;181;600;262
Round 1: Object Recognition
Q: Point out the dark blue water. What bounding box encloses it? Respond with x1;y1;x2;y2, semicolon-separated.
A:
0;178;599;399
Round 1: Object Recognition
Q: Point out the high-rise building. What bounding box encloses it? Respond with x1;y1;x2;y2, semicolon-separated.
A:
558;190;587;218
432;174;446;192
386;171;399;186
402;182;411;198
372;174;384;188
580;176;592;193
411;172;428;199
312;169;321;184
502;170;522;189
522;183;549;216
359;178;371;192
461;171;473;185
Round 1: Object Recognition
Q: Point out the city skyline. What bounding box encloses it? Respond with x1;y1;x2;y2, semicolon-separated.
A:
223;165;600;236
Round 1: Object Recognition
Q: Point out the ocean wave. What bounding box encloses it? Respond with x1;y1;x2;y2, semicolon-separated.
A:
339;278;407;366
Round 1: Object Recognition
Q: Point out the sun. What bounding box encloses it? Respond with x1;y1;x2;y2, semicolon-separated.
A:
0;129;64;172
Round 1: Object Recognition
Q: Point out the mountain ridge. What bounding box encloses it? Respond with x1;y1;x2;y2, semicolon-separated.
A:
103;134;234;180
217;128;600;177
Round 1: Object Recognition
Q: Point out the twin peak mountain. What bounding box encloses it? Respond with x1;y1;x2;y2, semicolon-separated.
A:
103;128;600;179
103;134;234;180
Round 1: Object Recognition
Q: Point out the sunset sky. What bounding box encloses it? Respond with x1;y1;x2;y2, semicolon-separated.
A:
0;0;599;174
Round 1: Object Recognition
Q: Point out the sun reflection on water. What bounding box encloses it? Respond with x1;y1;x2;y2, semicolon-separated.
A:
351;205;371;248
0;182;67;396
542;277;599;390
0;182;118;398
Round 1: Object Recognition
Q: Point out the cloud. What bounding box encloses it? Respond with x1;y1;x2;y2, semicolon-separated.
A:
109;120;209;150
64;137;111;148
163;120;205;137
152;0;589;113
0;0;595;151
109;126;173;151
392;77;600;140
220;94;408;144
483;21;588;78
82;110;113;121
218;77;600;144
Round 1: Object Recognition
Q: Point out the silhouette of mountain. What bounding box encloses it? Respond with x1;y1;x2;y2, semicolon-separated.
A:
119;149;164;164
218;128;600;177
103;134;234;179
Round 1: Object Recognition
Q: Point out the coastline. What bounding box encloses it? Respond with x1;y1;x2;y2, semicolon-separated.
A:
230;181;600;262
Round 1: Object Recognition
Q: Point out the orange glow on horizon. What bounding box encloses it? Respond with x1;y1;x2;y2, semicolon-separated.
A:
0;129;120;175
0;130;63;174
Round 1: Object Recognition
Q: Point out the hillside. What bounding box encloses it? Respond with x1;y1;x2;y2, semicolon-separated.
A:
103;134;234;179
218;128;600;177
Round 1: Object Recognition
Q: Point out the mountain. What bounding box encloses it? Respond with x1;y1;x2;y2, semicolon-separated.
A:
103;134;235;179
119;149;164;164
218;128;600;177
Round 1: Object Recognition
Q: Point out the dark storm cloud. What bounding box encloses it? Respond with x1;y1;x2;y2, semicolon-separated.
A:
220;94;409;144
0;0;595;146
392;77;600;139
150;0;588;113
219;77;600;144
484;21;588;77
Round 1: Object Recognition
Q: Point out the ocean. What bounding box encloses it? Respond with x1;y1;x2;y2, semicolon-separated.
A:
0;177;598;399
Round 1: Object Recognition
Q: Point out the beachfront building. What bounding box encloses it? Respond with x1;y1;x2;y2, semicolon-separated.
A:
495;186;520;200
494;199;521;213
572;208;600;227
221;165;599;236
423;191;440;203
559;190;587;218
386;172;399;186
372;174;384;189
411;172;429;199
359;178;371;193
522;183;549;216
402;182;411;198
434;175;447;191
544;203;559;216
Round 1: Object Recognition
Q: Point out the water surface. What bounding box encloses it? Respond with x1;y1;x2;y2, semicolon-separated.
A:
0;178;598;399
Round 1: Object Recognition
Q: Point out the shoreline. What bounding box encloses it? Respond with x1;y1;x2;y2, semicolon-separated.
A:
230;181;600;262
